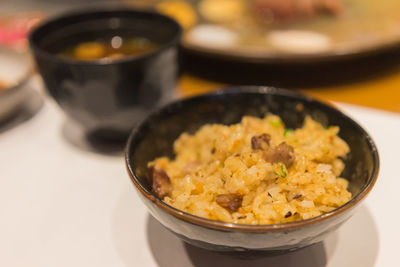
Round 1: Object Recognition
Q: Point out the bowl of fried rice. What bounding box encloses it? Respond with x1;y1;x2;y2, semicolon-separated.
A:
125;86;379;252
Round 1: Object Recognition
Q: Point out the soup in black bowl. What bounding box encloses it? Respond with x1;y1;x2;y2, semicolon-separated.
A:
61;37;159;61
29;8;182;142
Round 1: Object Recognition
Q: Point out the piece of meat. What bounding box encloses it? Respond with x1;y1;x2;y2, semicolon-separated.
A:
149;165;172;199
263;142;295;168
251;133;271;150
216;194;243;212
252;0;342;20
318;0;342;14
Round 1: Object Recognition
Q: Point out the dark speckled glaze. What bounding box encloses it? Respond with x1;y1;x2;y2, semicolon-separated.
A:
29;9;182;140
125;86;379;252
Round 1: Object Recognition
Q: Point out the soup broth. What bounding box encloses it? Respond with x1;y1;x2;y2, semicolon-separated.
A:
61;36;159;61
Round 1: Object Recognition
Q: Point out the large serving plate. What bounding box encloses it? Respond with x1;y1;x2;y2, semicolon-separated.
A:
130;0;400;64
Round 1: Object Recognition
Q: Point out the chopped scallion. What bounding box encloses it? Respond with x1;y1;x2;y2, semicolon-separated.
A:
283;129;293;136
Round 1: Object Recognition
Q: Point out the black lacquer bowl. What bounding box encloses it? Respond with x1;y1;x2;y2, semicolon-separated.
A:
125;86;379;252
29;8;182;141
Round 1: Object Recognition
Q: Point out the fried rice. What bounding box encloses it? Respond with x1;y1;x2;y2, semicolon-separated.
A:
149;114;351;225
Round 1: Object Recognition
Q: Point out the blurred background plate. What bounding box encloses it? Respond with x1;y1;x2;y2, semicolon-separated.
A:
127;0;400;64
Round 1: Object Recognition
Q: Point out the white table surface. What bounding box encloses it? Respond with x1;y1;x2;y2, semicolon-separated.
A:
1;83;399;267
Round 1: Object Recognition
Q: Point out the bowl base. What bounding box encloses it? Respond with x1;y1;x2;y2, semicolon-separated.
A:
175;230;309;255
86;128;128;153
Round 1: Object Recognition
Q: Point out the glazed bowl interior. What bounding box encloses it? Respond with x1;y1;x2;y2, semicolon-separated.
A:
126;86;379;230
30;9;181;61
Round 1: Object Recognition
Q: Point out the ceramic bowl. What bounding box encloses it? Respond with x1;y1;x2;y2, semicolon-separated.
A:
125;86;379;252
29;8;182;141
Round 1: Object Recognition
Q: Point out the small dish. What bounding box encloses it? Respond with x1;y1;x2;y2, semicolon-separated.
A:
125;86;379;252
0;47;32;122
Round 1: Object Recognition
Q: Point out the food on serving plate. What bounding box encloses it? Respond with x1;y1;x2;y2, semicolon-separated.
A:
148;114;352;224
0;12;44;50
61;37;158;61
157;0;197;29
267;30;332;53
251;0;342;21
186;24;239;48
180;0;400;56
198;0;245;24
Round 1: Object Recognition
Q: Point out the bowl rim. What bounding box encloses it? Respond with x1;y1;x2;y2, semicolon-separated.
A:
125;86;380;232
28;7;182;66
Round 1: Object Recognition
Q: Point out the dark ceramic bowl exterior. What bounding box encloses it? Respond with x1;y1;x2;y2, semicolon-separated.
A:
29;9;182;140
125;86;379;252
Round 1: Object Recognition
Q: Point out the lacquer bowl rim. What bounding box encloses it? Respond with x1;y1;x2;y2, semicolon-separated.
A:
28;8;182;66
